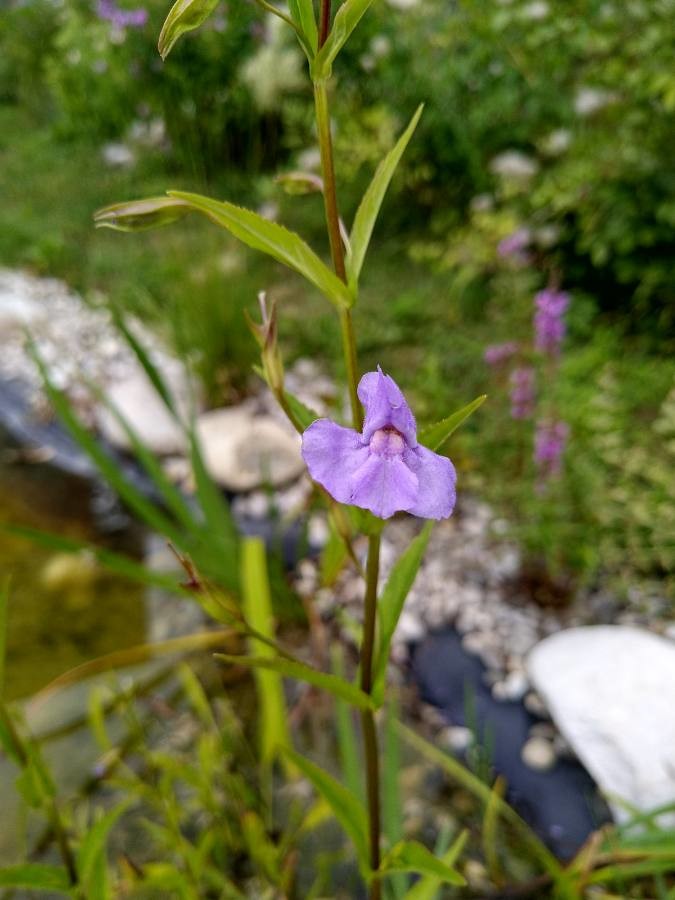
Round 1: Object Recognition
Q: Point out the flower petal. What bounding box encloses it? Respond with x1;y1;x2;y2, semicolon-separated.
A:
349;453;418;520
358;367;417;447
403;445;456;520
301;419;369;504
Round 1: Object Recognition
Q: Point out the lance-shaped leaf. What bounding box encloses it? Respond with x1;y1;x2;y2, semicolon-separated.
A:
404;830;469;899
167;190;353;308
158;0;220;60
419;394;487;452
372;523;432;706
215;654;375;711
93;197;190;232
347;105;423;292
380;840;465;886
0;864;73;893
282;746;369;866
240;537;290;766
311;0;377;80
288;0;318;56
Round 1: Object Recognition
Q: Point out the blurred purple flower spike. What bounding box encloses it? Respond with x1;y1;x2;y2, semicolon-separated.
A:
534;288;570;355
535;419;569;482
97;0;148;28
484;341;519;366
301;367;456;520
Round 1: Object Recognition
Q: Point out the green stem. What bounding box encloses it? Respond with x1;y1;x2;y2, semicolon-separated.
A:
313;79;363;430
360;534;382;898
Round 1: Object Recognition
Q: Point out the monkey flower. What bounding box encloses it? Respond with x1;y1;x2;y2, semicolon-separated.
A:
301;368;456;521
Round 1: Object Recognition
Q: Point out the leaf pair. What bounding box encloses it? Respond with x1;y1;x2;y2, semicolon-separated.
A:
94;103;425;306
157;0;375;74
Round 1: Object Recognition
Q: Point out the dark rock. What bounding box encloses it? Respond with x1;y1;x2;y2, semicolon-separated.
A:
410;629;612;860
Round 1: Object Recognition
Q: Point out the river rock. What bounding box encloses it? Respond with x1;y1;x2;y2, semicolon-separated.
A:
527;626;675;822
195;407;304;491
97;363;193;455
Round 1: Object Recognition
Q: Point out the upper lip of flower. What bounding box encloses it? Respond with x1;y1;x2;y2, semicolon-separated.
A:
300;367;456;521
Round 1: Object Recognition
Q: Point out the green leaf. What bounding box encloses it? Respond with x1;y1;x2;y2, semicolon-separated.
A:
189;430;239;591
288;0;318;55
283;390;320;431
347;105;423;292
419;394;487;452
215;653;375;711
311;0;377;80
7;525;181;593
240;538;290;766
331;645;363;798
0;864;72;893
398;723;562;878
0;578;8;698
77;802;132;899
111;311;178;416
383;699;406;899
380;841;465;886
372;523;433;706
93;197;190;232
404;830;469;900
158;0;220;60
30;346;183;544
282;746;369;866
89;379;197;535
167;191;353;308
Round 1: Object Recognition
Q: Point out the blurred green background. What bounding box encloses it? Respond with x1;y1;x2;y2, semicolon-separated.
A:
1;0;674;598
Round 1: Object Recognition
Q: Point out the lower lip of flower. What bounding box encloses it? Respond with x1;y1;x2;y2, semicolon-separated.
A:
369;427;405;457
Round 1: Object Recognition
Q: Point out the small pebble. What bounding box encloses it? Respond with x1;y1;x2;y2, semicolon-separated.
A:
521;736;556;771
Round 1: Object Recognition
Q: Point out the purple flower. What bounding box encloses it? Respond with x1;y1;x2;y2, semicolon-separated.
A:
509;366;535;419
534;419;569;481
484;341;519;366
97;0;148;28
301;368;456;521
534;288;569;355
497;228;531;264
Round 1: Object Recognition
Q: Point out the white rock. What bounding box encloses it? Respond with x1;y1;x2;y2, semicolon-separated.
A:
528;626;675;822
521;736;556;771
441;725;473;753
97;364;192;455
196;408;304;492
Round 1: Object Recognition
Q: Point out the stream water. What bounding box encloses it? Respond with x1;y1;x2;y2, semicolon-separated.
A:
0;450;147;700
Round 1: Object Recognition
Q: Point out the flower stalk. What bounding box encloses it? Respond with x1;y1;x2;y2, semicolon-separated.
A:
361;534;382;898
313;36;381;894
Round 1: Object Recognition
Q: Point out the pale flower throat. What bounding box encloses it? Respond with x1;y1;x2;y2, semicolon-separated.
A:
369;427;405;457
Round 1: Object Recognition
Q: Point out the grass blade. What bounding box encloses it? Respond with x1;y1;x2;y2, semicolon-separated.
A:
240;537;290;765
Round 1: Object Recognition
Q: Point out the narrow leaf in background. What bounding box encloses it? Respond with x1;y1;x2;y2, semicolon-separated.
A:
241;537;290;766
215;654;375;711
0;864;73;893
